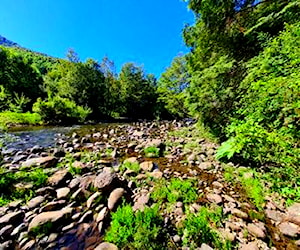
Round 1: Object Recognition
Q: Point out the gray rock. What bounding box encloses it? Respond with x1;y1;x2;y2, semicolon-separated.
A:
278;222;300;238
0;211;24;227
140;161;154;172
0;225;14;238
95;242;118;250
94;167;117;191
48;169;72;187
22;156;57;168
27;196;45;209
28;207;73;232
56;187;70;199
240;242;259;250
0;241;12;250
87;192;101;209
108;188;125;210
200;243;214;250
207;193;222;204
231;208;248;219
173;235;181;243
247;223;266;239
78;211;93;223
96;207;108;222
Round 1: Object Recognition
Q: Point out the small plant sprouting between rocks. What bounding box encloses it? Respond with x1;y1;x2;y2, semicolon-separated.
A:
105;203;167;249
144;146;160;158
119;161;141;173
151;178;198;204
180;206;231;250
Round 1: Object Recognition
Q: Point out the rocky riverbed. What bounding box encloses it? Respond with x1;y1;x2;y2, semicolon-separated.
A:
0;121;299;249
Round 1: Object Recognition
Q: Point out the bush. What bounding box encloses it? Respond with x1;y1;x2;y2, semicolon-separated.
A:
218;23;300;168
33;96;91;124
144;146;160;158
105;204;167;249
151;178;198;204
180;206;229;249
0;111;41;130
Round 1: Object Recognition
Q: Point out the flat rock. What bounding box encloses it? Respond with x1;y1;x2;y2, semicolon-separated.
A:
240;242;259;250
56;187;70;199
207;193;222;204
40;200;66;212
231;208;248;219
28;207;73;232
95;242;118;250
0;211;24;226
247;223;266;239
22;156;57;168
108;188;125;210
96;207;108;222
149;171;163;179
265;209;285;222
278;222;300;238
27;196;45;209
87;192;101;209
48;169;72;187
0;225;14;238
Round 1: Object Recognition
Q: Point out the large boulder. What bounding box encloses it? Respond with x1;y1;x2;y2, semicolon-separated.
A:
108;188;125;210
94;167;119;192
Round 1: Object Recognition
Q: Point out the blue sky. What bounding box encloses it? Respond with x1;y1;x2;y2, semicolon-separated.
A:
0;0;194;77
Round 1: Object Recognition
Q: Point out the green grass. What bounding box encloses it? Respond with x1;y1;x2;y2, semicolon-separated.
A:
180;206;231;249
151;178;198;204
0;111;42;130
119;161;140;173
224;166;265;210
0;167;48;206
144;146;160;158
105;203;167;249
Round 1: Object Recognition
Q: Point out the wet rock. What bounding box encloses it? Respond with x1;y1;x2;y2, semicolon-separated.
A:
95;242;118;250
28;207;73;232
56;187;70;199
94;167;118;191
27;196;45;209
207;193;222;204
108;188;125;210
0;211;24;227
87;192;101;209
278;222;300;238
22;156;57;168
247;223;266;239
140;161;154;172
48;169;72;187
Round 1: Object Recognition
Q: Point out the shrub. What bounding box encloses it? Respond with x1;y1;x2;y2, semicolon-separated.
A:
151;178;198;204
144;146;160;158
180;206;230;249
119;161;140;173
105;204;167;249
33;96;91;124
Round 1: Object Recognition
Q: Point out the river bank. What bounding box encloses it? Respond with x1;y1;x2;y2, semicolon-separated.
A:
0;121;299;249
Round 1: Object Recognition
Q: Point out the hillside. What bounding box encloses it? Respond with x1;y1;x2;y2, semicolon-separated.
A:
0;35;20;48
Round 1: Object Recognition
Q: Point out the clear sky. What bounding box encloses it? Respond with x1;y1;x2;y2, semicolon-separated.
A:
0;0;194;77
